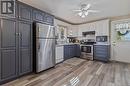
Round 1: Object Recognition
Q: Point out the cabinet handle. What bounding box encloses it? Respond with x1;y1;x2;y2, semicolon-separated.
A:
19;33;22;39
38;42;40;51
16;33;19;35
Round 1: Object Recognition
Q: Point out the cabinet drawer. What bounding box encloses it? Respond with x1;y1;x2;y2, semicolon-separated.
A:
94;50;108;55
94;56;108;61
94;52;108;58
94;45;109;51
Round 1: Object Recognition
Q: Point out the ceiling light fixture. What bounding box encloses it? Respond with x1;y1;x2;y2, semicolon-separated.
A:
73;4;99;18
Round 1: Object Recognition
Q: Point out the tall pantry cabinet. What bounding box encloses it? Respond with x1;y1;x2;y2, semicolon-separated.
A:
0;2;32;84
0;18;32;83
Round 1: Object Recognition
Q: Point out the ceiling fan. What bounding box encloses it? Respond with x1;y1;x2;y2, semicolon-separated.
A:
73;4;99;18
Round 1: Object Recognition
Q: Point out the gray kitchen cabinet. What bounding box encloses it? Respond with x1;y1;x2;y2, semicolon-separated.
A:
0;19;32;84
70;45;75;57
44;14;54;25
76;45;81;57
64;44;81;60
18;3;32;21
18;21;32;75
64;45;69;60
94;45;110;62
0;19;18;82
0;50;18;81
33;10;44;22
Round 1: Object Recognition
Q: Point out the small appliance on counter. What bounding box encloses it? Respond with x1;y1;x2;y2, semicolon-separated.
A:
67;37;79;43
33;22;55;73
82;31;95;37
96;36;108;43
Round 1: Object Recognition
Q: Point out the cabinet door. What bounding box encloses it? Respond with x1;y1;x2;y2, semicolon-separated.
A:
0;50;17;81
64;46;70;60
76;45;81;57
18;21;32;75
0;19;18;82
33;10;44;22
70;45;75;57
18;4;32;20
44;14;54;25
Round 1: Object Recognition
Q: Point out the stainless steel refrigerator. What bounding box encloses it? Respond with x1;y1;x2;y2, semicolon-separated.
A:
33;22;55;73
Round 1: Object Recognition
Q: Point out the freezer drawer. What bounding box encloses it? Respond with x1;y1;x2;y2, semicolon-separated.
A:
36;39;55;72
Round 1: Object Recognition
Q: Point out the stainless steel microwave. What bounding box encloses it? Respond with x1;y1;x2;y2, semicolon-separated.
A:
96;36;108;42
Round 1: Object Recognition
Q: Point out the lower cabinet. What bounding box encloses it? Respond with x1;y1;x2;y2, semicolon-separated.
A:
0;50;18;83
0;19;32;84
64;44;81;60
75;45;81;57
94;45;110;62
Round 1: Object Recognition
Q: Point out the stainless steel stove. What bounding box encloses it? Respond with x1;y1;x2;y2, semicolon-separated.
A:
80;41;95;60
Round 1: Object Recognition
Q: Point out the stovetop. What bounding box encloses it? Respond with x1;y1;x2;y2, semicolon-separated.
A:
80;42;96;45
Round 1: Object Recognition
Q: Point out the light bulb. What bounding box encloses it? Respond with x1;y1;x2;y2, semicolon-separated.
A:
78;12;82;16
81;14;85;18
85;12;88;16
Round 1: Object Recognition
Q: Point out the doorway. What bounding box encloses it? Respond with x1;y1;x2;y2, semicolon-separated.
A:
111;18;130;63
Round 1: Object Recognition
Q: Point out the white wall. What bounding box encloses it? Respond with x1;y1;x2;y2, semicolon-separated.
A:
54;18;71;37
67;25;79;37
54;19;72;43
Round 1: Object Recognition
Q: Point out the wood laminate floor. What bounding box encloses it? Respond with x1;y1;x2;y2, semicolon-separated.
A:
3;58;130;86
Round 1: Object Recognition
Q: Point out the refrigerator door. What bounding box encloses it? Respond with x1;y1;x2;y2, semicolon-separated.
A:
36;39;55;72
36;23;55;38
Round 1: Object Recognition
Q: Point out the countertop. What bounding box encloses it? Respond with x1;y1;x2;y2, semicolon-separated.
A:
94;43;111;45
56;43;80;47
56;43;111;47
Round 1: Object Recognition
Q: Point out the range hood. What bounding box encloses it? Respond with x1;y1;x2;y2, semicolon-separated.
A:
82;31;95;36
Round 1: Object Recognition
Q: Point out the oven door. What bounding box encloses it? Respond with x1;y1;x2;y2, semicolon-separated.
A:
81;46;92;53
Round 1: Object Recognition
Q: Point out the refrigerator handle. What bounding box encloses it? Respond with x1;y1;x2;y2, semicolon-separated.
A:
37;41;40;51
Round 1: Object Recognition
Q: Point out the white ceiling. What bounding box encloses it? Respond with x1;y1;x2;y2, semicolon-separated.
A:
19;0;130;24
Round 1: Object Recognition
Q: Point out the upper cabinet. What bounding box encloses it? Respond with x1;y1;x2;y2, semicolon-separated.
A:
78;23;96;37
44;14;54;25
18;3;32;21
33;10;44;22
77;19;109;37
33;9;54;25
95;19;109;36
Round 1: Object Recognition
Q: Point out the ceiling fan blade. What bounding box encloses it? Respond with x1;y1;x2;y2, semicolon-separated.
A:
73;9;82;12
84;4;91;10
87;10;99;13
